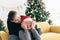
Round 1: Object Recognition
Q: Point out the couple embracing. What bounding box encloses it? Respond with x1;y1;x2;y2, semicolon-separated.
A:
7;11;40;40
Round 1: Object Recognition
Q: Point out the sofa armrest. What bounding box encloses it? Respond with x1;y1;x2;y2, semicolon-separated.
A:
36;22;50;33
50;25;60;33
0;26;9;40
0;31;9;40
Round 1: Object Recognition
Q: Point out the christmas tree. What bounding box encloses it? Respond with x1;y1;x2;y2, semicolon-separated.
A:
25;0;50;22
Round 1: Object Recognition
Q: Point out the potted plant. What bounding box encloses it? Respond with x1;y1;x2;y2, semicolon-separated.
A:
0;19;5;31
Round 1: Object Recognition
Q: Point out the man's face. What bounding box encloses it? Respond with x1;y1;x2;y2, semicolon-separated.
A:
13;13;21;23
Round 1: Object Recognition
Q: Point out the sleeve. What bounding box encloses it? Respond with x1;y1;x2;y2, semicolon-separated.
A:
35;25;41;35
19;30;31;40
31;29;41;40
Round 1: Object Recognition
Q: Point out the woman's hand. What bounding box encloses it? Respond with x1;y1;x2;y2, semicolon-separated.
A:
21;22;27;30
30;21;35;30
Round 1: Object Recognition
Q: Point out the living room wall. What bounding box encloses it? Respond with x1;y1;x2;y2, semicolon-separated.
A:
0;0;60;26
0;0;27;26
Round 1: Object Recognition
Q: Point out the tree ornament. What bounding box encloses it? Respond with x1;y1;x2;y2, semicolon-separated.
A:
30;0;34;2
35;9;38;12
41;15;43;17
31;11;33;13
35;4;38;6
40;12;41;13
40;6;43;9
31;2;34;5
17;6;20;10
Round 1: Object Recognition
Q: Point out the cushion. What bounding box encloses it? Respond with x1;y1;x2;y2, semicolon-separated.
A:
41;33;60;40
50;26;60;33
36;22;50;33
0;36;2;40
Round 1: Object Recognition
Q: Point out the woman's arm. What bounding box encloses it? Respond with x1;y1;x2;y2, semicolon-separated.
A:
31;29;40;40
30;21;40;40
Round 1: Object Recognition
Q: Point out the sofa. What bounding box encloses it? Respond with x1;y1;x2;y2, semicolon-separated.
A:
0;22;60;40
36;22;60;40
0;26;9;40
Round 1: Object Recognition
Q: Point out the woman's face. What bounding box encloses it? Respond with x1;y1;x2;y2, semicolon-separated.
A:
13;13;21;23
26;21;32;29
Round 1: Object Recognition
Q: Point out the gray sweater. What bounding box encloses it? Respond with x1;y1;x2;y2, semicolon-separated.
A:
19;29;40;40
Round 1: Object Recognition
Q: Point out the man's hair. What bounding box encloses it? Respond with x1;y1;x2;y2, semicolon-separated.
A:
8;11;17;20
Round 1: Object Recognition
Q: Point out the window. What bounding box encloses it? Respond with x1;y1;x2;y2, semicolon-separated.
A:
44;0;60;26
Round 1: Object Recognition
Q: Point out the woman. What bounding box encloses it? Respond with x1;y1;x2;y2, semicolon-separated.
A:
19;16;40;40
7;11;21;40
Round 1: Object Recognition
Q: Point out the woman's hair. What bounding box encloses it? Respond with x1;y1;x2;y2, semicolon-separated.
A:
8;11;17;20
